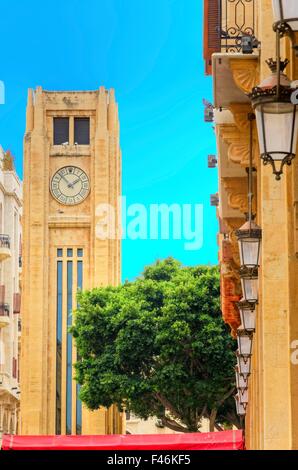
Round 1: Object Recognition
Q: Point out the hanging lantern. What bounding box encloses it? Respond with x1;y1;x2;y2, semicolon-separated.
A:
237;328;253;359
239;388;249;408
236;351;251;380
235;365;248;391
272;1;298;33
236;221;262;274
240;275;259;304
250;59;298;180
234;393;246;416
237;298;256;333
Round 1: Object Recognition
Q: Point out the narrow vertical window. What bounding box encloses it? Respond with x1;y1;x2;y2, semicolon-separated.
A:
54;117;69;145
56;261;63;435
66;261;73;435
76;260;83;435
74;118;90;145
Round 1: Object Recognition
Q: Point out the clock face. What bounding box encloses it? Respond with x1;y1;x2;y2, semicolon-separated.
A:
50;166;90;205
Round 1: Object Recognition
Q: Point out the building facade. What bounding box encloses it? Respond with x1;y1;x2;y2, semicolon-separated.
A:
204;0;298;450
0;147;22;438
21;87;123;435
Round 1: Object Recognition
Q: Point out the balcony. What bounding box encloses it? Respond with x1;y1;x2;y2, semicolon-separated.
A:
0;371;20;401
0;303;10;328
0;234;11;261
204;0;257;74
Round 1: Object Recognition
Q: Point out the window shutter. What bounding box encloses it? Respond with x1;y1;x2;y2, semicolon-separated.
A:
54;118;69;145
13;293;21;314
203;0;221;75
74;118;90;145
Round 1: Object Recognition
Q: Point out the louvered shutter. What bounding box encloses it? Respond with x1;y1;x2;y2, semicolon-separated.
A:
203;0;221;75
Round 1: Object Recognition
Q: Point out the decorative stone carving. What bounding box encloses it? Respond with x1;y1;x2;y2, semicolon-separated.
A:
229;59;259;95
229;103;254;133
224;217;245;232
218;124;251;167
223;177;249;214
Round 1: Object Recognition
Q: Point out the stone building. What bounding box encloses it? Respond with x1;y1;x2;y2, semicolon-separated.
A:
20;87;123;435
0;146;22;438
204;0;298;449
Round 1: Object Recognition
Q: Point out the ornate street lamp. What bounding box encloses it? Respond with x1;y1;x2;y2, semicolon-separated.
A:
235;365;248;391
236;219;262;304
239;387;249;408
236;351;251;380
250;59;298;180
240;276;258;304
237;327;253;359
234;393;246;417
236;298;256;333
236;113;262;304
236;220;262;276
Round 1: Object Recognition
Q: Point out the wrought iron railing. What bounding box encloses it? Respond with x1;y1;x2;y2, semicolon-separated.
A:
219;0;256;53
0;234;10;249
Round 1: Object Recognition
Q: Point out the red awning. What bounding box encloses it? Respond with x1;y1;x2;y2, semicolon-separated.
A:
2;430;244;451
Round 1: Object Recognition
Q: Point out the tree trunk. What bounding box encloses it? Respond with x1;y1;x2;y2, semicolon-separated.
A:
209;408;217;432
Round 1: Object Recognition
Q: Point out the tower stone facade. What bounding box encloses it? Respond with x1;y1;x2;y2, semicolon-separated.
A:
21;87;122;435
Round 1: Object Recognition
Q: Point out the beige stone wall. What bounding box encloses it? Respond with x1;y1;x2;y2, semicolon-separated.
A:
21;87;122;435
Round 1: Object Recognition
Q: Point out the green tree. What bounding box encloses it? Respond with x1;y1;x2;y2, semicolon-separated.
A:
71;258;239;432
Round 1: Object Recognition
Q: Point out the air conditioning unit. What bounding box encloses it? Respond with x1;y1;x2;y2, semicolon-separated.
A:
203;99;214;122
208;155;217;168
210;194;219;207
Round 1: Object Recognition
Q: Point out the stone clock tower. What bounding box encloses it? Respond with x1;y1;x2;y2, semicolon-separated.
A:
21;86;123;435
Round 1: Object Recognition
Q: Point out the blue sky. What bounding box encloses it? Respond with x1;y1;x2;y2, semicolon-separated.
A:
0;0;218;280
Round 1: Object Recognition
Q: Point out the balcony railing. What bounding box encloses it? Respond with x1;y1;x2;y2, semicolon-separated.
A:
220;0;256;53
0;303;10;317
0;234;10;249
204;0;257;73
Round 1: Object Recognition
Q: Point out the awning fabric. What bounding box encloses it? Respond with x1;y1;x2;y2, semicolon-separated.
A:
2;430;244;451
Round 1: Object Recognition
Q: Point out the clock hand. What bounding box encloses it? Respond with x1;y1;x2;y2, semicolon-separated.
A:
68;178;81;188
61;174;71;186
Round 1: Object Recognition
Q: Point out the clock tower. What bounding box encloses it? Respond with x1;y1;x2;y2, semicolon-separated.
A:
21;86;123;435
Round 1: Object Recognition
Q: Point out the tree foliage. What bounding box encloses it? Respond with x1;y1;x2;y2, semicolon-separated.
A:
71;258;240;432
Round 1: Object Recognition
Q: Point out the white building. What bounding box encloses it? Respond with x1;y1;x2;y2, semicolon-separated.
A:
0;146;22;437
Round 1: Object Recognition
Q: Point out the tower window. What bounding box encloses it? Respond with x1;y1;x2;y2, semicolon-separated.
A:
74;118;90;145
54;118;69;145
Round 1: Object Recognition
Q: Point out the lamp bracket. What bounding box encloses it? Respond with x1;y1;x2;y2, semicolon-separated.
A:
261;152;295;180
